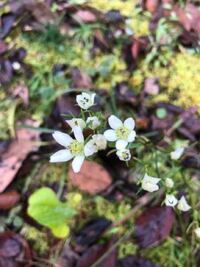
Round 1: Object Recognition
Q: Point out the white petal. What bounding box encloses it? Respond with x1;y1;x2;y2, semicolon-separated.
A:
92;134;107;150
104;129;117;141
165;194;178;207
52;131;73;147
177;196;191;212
143;173;160;184
66;118;86;130
73;126;84;142
108;115;122;129
84;140;97;157
124;118;135;130
194;228;200;238
72;155;85;173
170;147;184;160
116;140;128;150
50;149;73;162
141;181;159;192
116;149;131;161
91;93;96;104
127;131;136;142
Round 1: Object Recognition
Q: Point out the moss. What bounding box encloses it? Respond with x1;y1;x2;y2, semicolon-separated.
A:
21;224;49;255
118;241;137;258
142;238;196;267
88;0;138;17
132;51;200;111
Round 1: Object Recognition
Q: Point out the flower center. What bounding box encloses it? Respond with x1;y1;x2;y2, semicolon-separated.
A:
121;151;130;161
115;126;130;140
69;140;84;156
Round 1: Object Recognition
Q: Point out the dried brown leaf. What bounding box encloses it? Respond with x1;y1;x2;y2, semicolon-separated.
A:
69;161;112;194
0;124;39;193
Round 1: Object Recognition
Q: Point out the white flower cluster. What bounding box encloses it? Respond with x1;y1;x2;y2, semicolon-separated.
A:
50;92;137;173
141;174;191;212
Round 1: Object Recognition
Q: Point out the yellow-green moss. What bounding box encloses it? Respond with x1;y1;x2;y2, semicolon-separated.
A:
88;0;138;17
130;52;200;111
21;224;49;255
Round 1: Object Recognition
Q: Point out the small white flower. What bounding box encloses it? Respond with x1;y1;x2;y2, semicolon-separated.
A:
170;147;184;160
12;62;21;70
165;178;174;188
104;115;136;150
141;173;160;192
92;134;107;150
116;149;131;161
66;118;86;130
165;194;178;207
177;196;191;212
86;116;101;129
76;92;96;110
194;227;200;238
50;126;95;173
84;134;107;156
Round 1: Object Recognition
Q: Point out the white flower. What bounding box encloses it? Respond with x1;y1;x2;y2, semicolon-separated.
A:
165;194;178;207
12;62;21;70
84;134;107;156
104;115;136;150
66;118;86;130
86;116;101;129
165;178;174;188
141;173;160;192
194;227;200;238
170;147;184;160
92;134;107;150
177;196;191;212
116;149;131;161
76;92;96;110
50;126;95;173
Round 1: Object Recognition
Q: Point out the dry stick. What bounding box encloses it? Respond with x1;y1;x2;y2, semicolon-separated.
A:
91;193;156;267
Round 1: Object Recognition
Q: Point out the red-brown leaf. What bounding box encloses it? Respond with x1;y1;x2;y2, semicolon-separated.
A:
69;161;112;194
135;206;175;248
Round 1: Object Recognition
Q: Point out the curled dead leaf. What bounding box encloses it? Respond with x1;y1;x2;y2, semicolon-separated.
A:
69;161;112;194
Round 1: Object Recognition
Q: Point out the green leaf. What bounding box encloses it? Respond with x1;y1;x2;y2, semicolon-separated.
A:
28;187;76;238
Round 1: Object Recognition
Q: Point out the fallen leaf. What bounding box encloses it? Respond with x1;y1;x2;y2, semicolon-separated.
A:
76;240;117;267
144;78;159;95
73;218;111;253
0;13;16;39
174;4;200;32
69;161;112;194
182;154;200;169
55;246;80;267
71;68;92;89
0;60;13;84
118;255;161;267
0;191;20;210
0;123;39;193
0;231;31;267
74;10;97;23
115;84;137;107
135;206;175;248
